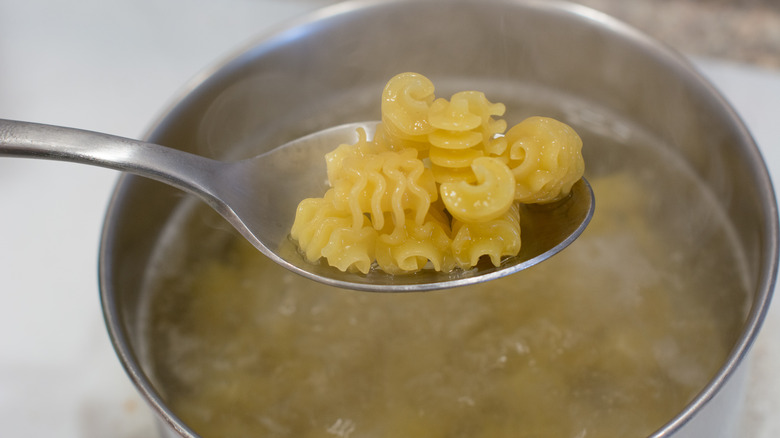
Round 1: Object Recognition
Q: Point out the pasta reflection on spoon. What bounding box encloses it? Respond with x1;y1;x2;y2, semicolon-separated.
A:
0;119;593;292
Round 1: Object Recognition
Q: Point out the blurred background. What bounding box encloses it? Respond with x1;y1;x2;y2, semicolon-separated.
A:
316;0;780;69
579;0;780;70
1;0;778;437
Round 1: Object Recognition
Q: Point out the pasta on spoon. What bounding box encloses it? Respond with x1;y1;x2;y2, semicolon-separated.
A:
291;72;586;275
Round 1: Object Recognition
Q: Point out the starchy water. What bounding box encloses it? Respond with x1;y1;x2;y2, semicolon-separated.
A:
139;84;749;438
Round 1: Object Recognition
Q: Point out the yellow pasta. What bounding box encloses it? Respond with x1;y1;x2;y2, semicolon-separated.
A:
440;156;516;223
451;202;522;268
375;209;454;274
325;128;437;232
381;72;436;152
444;90;508;156
290;73;585;274
290;190;377;273
502;116;585;204
428;91;506;185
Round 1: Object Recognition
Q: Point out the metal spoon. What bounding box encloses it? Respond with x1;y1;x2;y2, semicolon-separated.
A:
0;119;593;292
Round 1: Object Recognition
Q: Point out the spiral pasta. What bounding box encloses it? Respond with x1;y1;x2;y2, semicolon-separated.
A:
427;91;506;185
375;208;455;274
290;190;377;274
439;156;516;223
380;72;436;154
325;128;437;232
501;116;585;204
290;72;585;274
452;202;522;268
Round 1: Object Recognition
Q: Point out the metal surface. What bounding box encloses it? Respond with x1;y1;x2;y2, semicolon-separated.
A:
97;0;777;437
0;119;593;292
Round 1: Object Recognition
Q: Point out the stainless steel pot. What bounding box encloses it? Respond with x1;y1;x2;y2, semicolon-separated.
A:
99;0;778;436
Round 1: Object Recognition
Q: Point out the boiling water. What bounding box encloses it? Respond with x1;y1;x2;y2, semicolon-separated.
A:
139;83;749;438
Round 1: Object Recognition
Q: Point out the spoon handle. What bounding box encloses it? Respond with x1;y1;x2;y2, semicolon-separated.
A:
0;119;221;199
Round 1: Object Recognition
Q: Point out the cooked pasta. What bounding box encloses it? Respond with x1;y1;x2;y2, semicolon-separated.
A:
375;208;455;274
427;91;506;186
452;202;522;268
290;190;377;273
380;72;436;153
439;156;516;223
325;128;437;232
502;116;585;204
290;73;585;274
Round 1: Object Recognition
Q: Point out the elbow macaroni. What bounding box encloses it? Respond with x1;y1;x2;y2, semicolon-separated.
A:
290;72;585;274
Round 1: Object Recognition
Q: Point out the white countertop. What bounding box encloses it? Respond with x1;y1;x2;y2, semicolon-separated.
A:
1;1;779;437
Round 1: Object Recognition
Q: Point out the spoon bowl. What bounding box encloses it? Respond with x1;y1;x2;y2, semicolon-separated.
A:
0;119;593;292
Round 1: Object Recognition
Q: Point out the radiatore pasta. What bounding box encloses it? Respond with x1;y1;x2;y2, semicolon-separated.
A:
290;72;585;274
